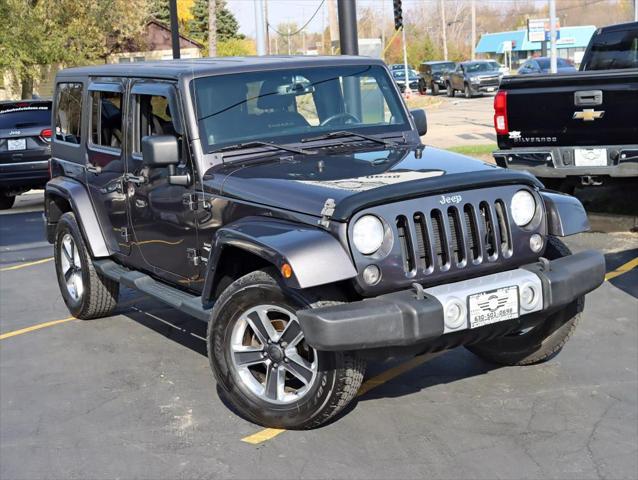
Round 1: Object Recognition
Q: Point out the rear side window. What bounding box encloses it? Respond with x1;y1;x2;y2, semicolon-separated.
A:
584;27;638;70
90;91;123;150
55;83;83;144
0;102;51;129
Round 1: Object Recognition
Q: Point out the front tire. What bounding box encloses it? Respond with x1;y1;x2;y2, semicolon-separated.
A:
208;269;366;429
54;212;119;319
446;83;454;97
418;79;427;95
432;82;440;95
466;237;583;366
464;83;473;99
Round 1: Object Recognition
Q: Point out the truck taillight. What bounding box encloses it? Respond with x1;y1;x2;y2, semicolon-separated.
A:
493;90;508;135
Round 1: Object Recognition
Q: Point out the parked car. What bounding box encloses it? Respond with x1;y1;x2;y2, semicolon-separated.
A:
45;56;604;429
517;57;577;75
493;21;638;192
445;60;502;98
389;63;411;71
0;99;52;209
418;61;456;95
391;68;421;93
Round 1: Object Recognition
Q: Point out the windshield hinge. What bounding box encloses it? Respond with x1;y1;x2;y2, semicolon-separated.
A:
183;192;210;211
318;198;336;229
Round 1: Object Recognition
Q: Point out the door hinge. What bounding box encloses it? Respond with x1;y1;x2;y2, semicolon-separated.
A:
120;227;130;243
183;192;211;211
186;248;208;266
318;198;336;229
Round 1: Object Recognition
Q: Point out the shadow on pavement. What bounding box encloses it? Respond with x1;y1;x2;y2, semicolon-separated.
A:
605;248;638;299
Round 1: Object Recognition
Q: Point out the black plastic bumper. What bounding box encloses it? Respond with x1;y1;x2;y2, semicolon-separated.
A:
297;250;605;351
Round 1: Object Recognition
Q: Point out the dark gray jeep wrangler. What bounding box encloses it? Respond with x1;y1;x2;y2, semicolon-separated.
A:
45;56;605;429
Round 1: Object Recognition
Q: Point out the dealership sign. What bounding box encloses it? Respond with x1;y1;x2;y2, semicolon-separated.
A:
528;18;560;43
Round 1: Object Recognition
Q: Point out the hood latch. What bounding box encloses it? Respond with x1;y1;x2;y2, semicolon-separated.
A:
318;198;336;229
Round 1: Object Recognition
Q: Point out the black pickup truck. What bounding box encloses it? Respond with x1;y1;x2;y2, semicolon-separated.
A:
493;21;638;192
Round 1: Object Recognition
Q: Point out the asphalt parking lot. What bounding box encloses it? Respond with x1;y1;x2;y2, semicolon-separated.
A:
1;191;637;480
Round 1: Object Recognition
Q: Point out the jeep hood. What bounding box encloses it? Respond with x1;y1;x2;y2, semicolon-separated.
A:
203;146;541;221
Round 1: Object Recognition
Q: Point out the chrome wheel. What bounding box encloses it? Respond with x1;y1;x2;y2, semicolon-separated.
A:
60;233;84;301
230;304;318;405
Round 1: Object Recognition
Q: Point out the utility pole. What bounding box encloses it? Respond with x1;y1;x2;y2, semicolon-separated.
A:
337;0;358;55
328;0;339;53
440;0;448;61
254;0;267;56
471;0;476;60
635;0;637;21
288;25;292;55
549;0;557;73
169;0;180;59
208;0;217;57
264;0;270;54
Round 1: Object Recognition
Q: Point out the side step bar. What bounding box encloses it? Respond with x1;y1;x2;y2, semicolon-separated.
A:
94;259;211;322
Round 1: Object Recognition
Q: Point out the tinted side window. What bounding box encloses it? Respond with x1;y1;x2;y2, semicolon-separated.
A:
55;83;83;144
90;91;123;150
132;94;177;154
585;27;638;70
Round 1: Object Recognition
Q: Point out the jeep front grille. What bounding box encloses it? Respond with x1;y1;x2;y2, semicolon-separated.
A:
396;199;512;276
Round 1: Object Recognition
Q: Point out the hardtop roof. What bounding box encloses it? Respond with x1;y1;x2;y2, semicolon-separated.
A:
56;55;385;80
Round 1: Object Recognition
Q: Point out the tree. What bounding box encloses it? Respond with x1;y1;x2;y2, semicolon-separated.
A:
150;0;194;27
0;0;148;98
188;0;241;48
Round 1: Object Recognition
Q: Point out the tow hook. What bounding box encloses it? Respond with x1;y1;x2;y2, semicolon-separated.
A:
581;175;603;186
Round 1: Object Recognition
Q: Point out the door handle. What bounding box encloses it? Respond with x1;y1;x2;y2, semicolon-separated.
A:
86;164;102;174
574;90;603;106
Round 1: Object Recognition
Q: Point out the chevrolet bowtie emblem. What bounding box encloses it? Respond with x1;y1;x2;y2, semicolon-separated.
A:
573;109;605;121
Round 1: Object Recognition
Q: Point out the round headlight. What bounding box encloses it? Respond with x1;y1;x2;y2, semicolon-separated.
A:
352;215;385;255
510;190;537;226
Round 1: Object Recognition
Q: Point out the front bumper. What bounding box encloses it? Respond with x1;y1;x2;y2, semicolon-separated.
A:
494;146;638;179
298;250;605;351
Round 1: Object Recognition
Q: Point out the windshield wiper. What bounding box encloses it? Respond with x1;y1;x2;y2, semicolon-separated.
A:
301;130;398;147
209;140;316;156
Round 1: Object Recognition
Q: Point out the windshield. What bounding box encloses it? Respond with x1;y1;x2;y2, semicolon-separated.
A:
0;102;51;129
431;62;455;73
192;65;409;152
465;62;499;73
392;69;419;79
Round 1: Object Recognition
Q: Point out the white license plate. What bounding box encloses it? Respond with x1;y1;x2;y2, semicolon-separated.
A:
574;148;607;167
8;138;26;151
486;87;496;92
469;286;519;329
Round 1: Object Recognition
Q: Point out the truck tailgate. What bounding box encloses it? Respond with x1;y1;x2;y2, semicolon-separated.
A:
498;69;638;149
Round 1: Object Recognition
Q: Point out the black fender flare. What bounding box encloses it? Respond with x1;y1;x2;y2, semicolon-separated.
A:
202;217;357;299
540;190;590;237
45;177;112;257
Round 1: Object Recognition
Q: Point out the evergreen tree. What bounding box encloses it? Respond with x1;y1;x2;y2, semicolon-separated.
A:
188;0;242;45
150;0;170;23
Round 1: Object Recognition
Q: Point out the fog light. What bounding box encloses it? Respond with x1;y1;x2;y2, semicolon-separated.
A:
530;234;544;252
362;265;381;285
444;298;466;330
520;282;541;311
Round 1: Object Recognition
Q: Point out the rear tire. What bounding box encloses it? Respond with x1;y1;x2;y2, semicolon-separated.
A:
432;83;440;95
0;192;16;210
208;269;366;429
54;212;119;319
466;237;583;366
446;83;454;97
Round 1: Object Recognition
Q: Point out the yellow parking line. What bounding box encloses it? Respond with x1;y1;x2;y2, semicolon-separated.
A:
240;351;443;445
241;428;286;445
605;257;638;281
0;317;75;341
0;257;53;272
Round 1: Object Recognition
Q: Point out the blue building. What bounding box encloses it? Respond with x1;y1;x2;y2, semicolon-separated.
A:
475;25;597;67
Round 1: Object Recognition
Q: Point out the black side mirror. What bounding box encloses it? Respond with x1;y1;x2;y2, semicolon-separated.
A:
410;109;427;137
141;135;179;167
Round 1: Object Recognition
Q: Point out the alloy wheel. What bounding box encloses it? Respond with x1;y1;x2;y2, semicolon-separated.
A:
60;233;84;301
230;304;318;405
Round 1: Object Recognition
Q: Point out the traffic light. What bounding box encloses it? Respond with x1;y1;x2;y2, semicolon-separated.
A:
393;0;403;30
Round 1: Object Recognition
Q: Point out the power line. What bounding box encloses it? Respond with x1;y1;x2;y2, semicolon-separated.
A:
267;0;326;37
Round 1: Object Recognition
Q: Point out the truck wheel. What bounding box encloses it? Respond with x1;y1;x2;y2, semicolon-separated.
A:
446;83;454;97
0;192;16;210
418;80;426;95
464;84;473;99
466;237;583;366
54;212;119;319
432;83;439;95
208;269;366;429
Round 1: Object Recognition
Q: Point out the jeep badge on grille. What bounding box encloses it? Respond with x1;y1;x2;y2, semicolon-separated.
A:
439;194;462;205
